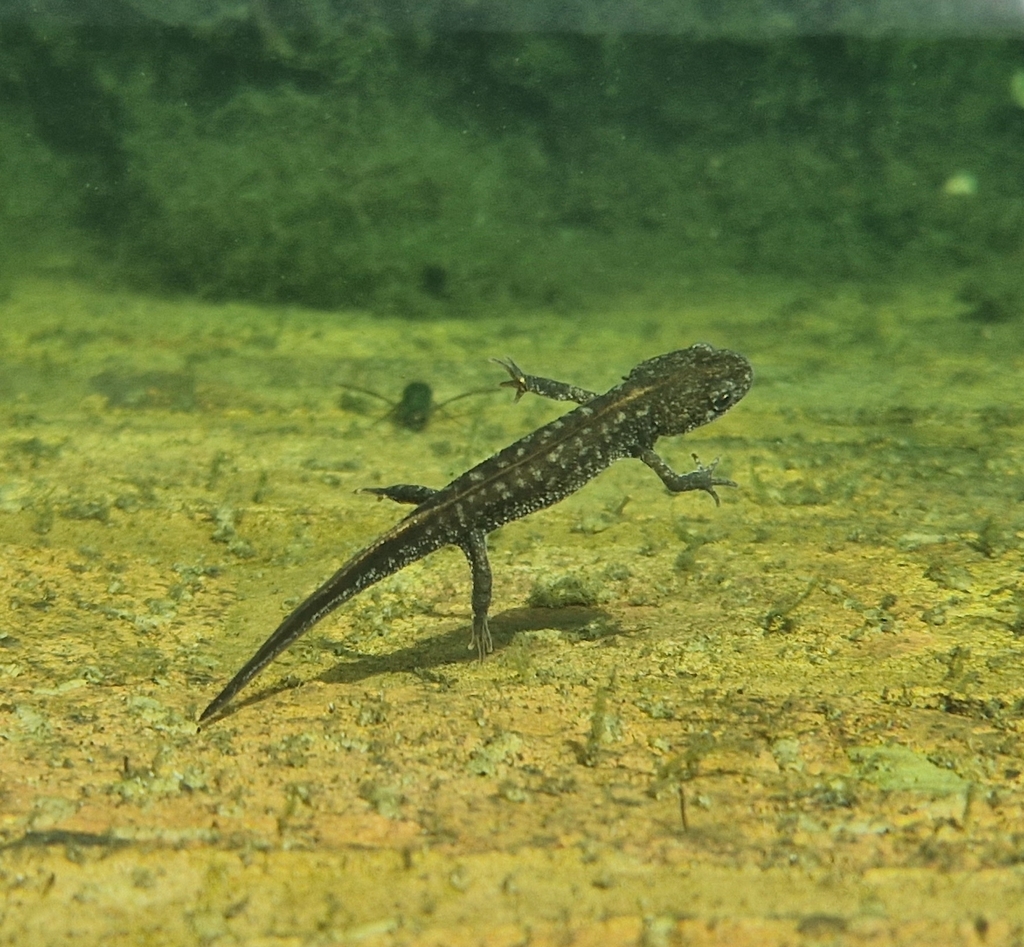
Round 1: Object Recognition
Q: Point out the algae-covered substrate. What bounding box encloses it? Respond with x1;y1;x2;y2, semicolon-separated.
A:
2;276;1023;945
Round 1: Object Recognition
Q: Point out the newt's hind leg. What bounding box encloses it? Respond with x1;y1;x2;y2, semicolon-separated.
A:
359;484;437;505
359;485;493;659
459;530;493;660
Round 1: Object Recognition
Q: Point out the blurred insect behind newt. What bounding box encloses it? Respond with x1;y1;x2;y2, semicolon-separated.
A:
200;344;752;724
338;379;498;431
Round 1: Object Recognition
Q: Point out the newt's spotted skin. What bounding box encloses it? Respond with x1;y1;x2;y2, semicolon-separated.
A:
200;344;752;723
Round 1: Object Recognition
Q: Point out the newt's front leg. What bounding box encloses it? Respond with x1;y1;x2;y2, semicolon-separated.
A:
640;451;736;506
492;357;598;405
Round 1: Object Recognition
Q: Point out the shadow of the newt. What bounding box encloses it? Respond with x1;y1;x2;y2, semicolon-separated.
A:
220;605;625;719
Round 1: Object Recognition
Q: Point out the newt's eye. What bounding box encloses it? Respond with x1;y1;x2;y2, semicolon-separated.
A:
711;392;735;412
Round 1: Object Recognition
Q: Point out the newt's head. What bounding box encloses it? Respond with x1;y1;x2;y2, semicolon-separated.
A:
633;343;752;438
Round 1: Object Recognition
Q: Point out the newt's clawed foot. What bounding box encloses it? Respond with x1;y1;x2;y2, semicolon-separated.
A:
469;615;493;661
689;454;737;507
491;357;529;402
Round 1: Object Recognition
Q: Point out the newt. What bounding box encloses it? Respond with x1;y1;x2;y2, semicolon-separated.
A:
199;344;752;723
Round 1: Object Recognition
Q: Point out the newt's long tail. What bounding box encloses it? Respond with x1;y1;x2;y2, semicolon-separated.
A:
199;533;414;724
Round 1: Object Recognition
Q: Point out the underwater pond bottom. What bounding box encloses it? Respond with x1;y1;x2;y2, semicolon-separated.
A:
1;276;1022;945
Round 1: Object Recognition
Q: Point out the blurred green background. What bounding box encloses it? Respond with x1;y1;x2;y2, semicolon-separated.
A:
2;0;1023;315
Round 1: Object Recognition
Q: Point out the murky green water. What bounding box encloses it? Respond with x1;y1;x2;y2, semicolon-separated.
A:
3;11;1024;943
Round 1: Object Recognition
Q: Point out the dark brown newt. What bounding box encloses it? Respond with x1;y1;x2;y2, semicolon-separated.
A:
199;344;752;723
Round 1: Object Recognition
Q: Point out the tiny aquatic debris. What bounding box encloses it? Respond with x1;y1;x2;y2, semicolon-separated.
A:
89;369;196;410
